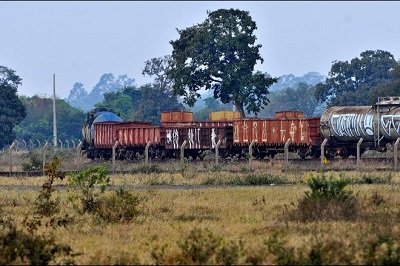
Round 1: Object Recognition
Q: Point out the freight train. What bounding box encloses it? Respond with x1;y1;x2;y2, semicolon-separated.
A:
81;97;400;161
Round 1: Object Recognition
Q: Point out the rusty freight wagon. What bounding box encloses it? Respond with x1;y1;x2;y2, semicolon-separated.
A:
233;112;322;159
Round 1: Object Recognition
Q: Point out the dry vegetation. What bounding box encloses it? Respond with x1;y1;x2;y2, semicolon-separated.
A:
1;151;400;264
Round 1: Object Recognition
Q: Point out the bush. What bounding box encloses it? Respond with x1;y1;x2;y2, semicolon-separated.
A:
22;150;42;171
33;157;65;216
69;166;109;213
288;173;359;221
0;223;75;265
151;228;243;265
96;189;141;223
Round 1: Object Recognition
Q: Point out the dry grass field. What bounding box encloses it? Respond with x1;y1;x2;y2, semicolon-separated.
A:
1;150;400;264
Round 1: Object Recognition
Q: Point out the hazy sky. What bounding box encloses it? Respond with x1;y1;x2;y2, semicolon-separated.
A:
1;1;399;99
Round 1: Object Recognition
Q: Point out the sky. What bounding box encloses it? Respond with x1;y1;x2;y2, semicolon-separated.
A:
1;1;399;99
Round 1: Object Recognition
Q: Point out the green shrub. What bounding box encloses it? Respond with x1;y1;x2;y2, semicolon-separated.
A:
288;173;358;221
96;189;141;223
69;166;109;213
33;157;65;216
0;223;75;265
22;150;42;171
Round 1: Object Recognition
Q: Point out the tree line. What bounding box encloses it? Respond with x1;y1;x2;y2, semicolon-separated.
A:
1;8;400;148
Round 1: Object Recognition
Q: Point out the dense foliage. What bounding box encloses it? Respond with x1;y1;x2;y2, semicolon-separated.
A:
168;9;277;117
0;66;26;148
315;50;399;106
14;96;85;143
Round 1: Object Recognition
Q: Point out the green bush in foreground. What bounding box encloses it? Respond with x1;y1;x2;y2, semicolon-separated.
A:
69;166;110;213
96;189;141;223
288;173;358;221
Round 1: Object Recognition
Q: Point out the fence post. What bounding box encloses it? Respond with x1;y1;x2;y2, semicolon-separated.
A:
30;140;34;150
321;138;328;166
112;140;119;174
76;141;82;171
9;141;16;175
71;140;76;149
37;139;41;149
394;138;400;170
249;140;256;169
58;139;63;149
144;141;151;166
215;139;222;166
22;139;27;150
284;139;291;167
180;140;187;166
66;140;70;149
42;141;48;174
356;138;363;167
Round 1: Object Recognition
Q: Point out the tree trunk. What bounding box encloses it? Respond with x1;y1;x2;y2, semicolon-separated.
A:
235;102;246;118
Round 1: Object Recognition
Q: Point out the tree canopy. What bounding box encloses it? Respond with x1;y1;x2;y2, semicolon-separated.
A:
14;96;85;143
0;66;26;148
315;50;398;106
259;83;321;118
167;8;277;117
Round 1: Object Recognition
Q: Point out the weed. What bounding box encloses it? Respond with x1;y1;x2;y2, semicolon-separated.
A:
69;166;109;213
33;157;65;216
227;174;286;186
0;222;76;265
96;189;141;223
22;150;42;171
288;173;358;221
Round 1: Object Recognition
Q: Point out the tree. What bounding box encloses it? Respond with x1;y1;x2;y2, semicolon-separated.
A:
369;63;400;103
95;91;134;121
0;66;26;148
167;8;277;118
14;96;85;143
315;50;398;106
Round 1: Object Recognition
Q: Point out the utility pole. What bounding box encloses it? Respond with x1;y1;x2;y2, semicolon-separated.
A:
53;74;57;148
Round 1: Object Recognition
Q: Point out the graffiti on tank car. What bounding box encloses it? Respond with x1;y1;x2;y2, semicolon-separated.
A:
330;114;374;137
381;115;400;136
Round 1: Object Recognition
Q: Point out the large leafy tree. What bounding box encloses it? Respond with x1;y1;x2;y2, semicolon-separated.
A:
315;50;398;106
167;9;277;118
0;66;26;148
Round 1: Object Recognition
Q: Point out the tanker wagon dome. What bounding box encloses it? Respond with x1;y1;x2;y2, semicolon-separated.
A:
320;106;375;142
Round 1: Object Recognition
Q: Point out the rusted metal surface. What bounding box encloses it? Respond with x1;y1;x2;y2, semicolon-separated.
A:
116;125;161;147
274;111;305;119
162;122;232;150
209;111;240;121
93;122;119;148
233;118;317;146
161;111;193;123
